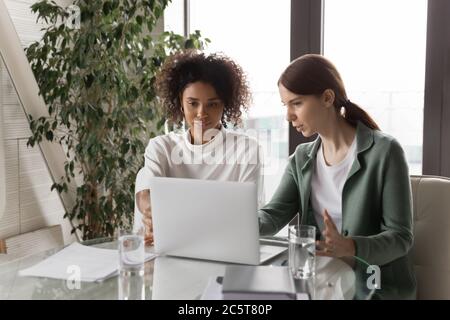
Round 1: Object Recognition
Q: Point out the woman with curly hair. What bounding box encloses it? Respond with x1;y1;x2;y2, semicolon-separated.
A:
134;50;263;245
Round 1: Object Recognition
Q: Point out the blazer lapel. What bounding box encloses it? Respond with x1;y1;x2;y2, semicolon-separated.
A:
345;122;374;182
299;138;321;224
341;122;375;232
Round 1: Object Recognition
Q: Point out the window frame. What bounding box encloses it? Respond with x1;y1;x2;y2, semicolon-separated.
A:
291;0;450;177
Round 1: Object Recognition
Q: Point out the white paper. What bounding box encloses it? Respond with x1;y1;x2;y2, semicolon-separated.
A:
19;243;156;282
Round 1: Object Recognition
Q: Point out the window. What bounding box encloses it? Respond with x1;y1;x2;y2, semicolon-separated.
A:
165;0;291;198
323;0;428;174
163;0;184;35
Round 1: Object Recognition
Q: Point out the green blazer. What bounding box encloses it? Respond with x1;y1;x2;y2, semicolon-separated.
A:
259;121;416;299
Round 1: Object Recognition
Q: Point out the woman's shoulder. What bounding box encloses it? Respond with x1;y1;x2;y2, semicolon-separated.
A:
358;128;408;169
371;129;404;154
145;131;185;151
285;139;318;173
372;128;395;143
224;129;260;147
351;121;403;157
225;128;257;140
292;139;318;160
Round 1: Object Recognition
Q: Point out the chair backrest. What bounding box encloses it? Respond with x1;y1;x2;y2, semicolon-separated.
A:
410;175;450;299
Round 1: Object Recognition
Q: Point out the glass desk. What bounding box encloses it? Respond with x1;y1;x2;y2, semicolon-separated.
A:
0;237;376;300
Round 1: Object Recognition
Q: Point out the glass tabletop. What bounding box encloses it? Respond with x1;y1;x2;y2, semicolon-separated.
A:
0;237;376;300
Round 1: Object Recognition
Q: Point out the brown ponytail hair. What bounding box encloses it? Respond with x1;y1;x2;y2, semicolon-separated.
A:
278;54;380;130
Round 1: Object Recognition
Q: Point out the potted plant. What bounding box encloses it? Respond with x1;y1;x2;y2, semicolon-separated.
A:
25;0;209;239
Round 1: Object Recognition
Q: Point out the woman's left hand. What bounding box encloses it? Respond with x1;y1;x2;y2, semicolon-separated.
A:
316;209;356;258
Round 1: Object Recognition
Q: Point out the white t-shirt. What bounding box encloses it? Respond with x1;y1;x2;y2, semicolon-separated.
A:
311;137;357;234
134;126;264;231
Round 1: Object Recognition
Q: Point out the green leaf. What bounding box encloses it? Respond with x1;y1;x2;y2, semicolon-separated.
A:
103;1;111;15
120;139;130;154
84;74;95;88
45;130;54;141
136;15;143;26
114;23;124;39
184;39;194;49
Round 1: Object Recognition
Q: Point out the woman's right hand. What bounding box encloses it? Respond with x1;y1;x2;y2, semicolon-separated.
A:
136;189;153;246
142;208;153;246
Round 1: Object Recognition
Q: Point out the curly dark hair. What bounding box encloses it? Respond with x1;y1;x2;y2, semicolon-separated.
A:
155;50;251;127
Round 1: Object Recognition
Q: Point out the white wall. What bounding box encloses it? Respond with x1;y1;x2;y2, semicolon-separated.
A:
0;0;165;244
0;76;5;221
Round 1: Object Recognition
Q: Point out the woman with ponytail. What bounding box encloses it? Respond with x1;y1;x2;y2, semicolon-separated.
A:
259;54;416;299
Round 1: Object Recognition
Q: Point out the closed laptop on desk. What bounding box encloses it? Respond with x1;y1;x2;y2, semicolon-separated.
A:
150;177;260;265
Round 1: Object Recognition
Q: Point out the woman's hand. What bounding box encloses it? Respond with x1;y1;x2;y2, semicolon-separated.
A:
316;209;355;258
142;208;153;246
136;189;154;246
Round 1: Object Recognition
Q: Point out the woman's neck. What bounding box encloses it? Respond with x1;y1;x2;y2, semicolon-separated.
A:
319;116;356;164
189;124;222;145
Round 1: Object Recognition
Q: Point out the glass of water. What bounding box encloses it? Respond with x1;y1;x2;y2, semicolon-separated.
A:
289;224;316;279
118;226;145;300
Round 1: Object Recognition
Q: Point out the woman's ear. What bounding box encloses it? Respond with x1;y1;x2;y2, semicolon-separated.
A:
322;89;335;108
179;92;184;113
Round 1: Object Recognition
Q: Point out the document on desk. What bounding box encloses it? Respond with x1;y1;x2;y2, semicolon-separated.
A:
19;242;156;282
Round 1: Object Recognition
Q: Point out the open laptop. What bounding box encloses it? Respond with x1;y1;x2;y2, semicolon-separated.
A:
149;177;286;265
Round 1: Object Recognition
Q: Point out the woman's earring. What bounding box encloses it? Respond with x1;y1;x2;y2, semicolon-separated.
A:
340;106;346;118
